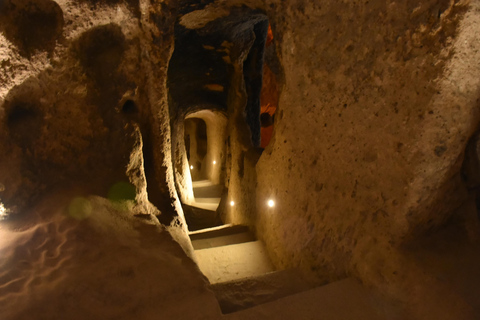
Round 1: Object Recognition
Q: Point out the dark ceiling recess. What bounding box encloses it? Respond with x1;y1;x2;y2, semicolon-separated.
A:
167;24;230;111
243;20;269;147
167;5;269;143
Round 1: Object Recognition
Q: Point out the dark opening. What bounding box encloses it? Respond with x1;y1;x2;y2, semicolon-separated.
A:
184;117;208;181
243;20;269;147
461;130;480;220
122;100;137;113
185;134;191;161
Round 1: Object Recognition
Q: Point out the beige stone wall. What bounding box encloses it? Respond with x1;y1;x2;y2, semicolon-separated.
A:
0;0;187;230
253;0;480;312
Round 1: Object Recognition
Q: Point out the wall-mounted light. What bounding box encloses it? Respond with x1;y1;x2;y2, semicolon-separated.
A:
267;199;275;207
213;160;216;165
230;200;235;207
190;165;194;170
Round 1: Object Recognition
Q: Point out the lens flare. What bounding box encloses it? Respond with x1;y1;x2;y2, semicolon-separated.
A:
68;197;92;220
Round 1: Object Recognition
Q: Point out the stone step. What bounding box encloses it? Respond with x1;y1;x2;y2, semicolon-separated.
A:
194;240;275;284
190;201;219;211
194;197;221;204
190;227;255;250
223;278;385;320
211;268;316;314
192;180;215;188
189;225;251;240
192;180;223;198
182;204;222;232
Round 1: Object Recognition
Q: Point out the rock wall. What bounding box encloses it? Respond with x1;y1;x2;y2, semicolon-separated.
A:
2;0;480;318
254;0;480;317
0;0;186;228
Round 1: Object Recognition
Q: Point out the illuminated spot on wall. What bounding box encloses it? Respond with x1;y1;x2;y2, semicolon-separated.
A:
0;202;8;220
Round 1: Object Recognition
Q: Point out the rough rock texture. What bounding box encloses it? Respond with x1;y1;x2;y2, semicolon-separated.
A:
254;0;480;318
0;193;221;320
0;0;198;304
1;0;480;319
0;0;186;228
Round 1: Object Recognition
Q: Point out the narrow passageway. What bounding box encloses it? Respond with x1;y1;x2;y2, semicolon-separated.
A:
191;180;222;211
166;9;313;313
188;207;387;318
187;177;276;286
182;176;379;317
184;175;293;313
168;5;408;318
190;224;274;284
183;171;392;316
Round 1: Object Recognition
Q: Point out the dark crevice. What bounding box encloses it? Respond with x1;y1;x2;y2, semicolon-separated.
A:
461;130;480;219
243;20;269;147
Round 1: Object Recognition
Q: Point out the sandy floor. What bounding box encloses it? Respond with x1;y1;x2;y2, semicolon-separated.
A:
0;193;222;320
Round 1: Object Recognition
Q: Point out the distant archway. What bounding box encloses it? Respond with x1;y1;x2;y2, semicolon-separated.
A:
185;110;227;186
184;117;207;181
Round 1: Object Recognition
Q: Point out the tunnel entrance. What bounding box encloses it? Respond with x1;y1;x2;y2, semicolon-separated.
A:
167;5;283;251
164;5;296;312
179;110;227;231
167;6;273;233
184;117;207;181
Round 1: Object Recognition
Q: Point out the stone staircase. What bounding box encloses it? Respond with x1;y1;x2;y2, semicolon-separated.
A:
185;180;391;318
183;180;223;231
190;225;275;284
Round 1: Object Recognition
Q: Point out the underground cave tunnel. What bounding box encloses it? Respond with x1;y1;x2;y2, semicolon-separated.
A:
0;1;480;319
185;117;208;180
166;5;279;234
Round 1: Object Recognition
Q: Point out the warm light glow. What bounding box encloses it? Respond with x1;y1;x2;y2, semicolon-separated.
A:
0;202;8;220
230;201;235;206
213;160;216;165
190;165;194;170
267;199;275;207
